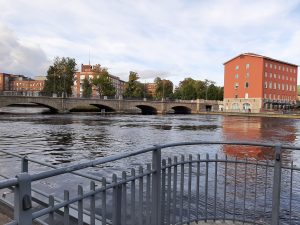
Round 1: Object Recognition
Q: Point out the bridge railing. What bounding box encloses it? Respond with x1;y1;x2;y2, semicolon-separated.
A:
0;141;299;225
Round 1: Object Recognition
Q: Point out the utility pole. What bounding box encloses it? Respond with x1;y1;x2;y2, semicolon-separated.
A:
162;80;165;101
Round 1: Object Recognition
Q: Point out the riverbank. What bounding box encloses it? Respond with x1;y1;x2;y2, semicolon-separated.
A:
200;111;300;119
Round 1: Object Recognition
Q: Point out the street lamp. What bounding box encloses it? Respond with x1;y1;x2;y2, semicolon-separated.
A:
162;80;165;101
63;73;66;98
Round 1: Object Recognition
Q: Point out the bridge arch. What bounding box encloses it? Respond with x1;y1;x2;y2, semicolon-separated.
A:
170;106;192;114
3;102;59;113
68;103;116;113
90;104;116;112
135;105;157;115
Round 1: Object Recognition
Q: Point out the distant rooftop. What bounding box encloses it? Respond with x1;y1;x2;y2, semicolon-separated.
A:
224;53;298;67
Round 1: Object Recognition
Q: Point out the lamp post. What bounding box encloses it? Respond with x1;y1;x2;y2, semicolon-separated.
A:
53;73;57;98
63;73;66;98
162;80;165;101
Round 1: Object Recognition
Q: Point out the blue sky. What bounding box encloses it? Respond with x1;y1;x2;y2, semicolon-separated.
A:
0;0;299;86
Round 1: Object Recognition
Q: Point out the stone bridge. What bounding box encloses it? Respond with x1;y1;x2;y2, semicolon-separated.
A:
0;96;223;114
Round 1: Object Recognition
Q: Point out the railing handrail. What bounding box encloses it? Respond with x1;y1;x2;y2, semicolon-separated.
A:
1;141;299;190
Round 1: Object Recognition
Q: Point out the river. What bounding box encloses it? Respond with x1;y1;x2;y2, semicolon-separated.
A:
0;111;300;224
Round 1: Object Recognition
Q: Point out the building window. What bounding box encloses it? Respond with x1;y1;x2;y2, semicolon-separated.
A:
235;74;239;79
235;65;239;70
278;84;280;90
274;83;276;89
234;83;239;89
282;84;284;90
234;94;238;98
265;63;268;68
246;72;250;78
243;103;250;110
278;74;280;79
270;64;273;68
270;73;272;78
265;72;267;78
279;66;281;70
245;82;249;88
246;63;250;69
264;82;267;88
282;75;285;80
274;65;277;69
274;74;276;78
286;84;288;90
264;94;267;98
269;82;272;89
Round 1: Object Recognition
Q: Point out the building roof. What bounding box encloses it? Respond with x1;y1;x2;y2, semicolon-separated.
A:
223;53;298;67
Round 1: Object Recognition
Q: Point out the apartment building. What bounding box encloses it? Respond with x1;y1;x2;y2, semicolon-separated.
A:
73;64;125;98
224;53;298;112
0;73;45;96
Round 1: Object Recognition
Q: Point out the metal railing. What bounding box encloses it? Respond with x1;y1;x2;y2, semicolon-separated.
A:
0;141;300;225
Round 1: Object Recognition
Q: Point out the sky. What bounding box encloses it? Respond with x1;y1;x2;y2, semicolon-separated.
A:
0;0;300;86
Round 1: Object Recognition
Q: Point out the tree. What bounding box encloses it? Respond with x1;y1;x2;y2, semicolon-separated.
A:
82;77;92;98
92;65;116;98
174;78;223;100
124;71;144;98
175;78;197;100
43;57;77;97
154;77;173;100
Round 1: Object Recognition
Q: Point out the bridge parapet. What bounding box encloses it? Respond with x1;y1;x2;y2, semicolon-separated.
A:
0;95;223;114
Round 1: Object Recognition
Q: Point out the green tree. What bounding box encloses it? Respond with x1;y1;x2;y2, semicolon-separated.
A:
43;57;77;97
82;77;92;98
92;65;116;98
124;71;144;98
174;78;222;100
176;78;197;100
154;77;173;100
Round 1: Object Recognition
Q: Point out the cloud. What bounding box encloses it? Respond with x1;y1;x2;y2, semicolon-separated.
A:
0;24;50;77
0;0;299;84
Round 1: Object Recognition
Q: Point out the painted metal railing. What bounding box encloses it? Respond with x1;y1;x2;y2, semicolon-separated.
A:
0;141;299;225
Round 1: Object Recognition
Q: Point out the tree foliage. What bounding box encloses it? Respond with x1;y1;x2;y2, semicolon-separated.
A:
43;57;77;97
92;65;116;97
82;77;92;98
124;71;144;98
154;77;173;99
174;78;223;100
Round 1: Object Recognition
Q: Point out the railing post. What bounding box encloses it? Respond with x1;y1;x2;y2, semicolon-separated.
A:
21;157;28;172
14;173;32;225
271;145;282;225
152;146;162;225
112;174;122;225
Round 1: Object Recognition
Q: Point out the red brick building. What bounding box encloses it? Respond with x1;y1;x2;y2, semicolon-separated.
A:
0;73;45;96
73;64;125;98
224;53;298;112
144;83;156;97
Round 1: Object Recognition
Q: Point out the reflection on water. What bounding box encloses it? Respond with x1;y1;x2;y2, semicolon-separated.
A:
0;114;300;166
0;114;299;174
222;116;298;161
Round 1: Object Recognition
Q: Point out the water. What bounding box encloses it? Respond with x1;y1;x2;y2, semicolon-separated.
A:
1;112;300;224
